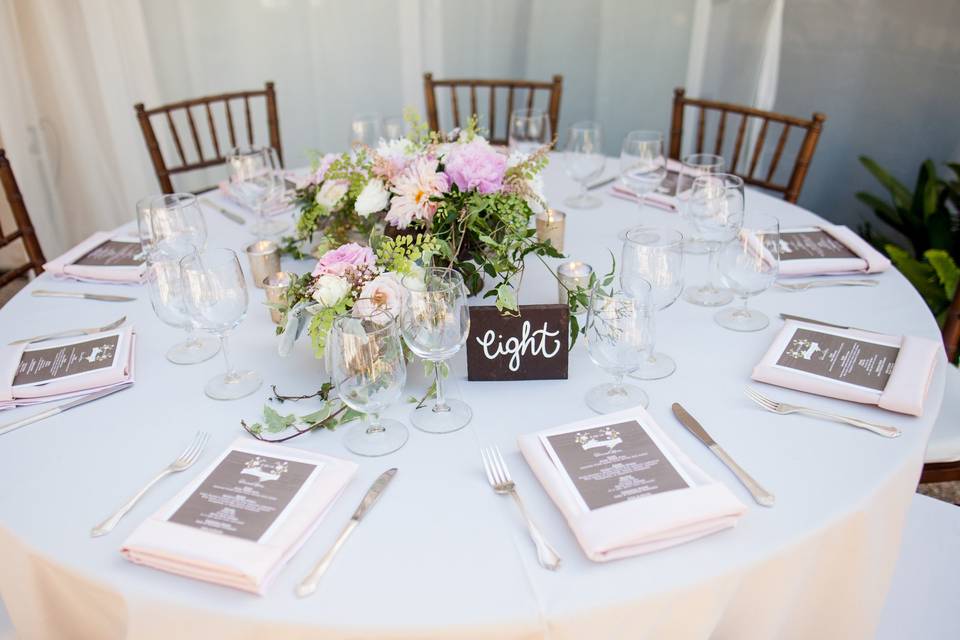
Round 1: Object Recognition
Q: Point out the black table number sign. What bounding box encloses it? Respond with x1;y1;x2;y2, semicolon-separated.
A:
467;304;568;381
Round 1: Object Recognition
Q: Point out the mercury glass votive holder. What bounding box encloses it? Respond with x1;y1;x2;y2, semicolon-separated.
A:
536;209;566;251
557;260;594;307
246;240;281;289
263;272;293;324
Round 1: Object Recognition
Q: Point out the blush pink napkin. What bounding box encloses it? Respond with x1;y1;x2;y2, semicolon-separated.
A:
608;158;684;212
42;231;144;284
778;225;892;277
121;438;358;595
751;320;941;416
0;327;135;409
517;407;746;562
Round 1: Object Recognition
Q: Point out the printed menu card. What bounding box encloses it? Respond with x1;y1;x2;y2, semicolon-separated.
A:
751;319;940;416
778;229;858;261
43;230;146;283
71;239;144;267
776;225;891;276
13;334;121;387
168;450;321;543
518;408;746;562
541;420;692;511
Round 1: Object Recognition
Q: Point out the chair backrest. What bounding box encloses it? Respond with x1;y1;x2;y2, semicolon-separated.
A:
943;280;960;364
0;149;46;288
423;73;563;146
669;87;826;204
135;81;283;193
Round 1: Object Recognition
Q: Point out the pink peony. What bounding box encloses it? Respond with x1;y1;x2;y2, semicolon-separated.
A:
312;242;376;277
353;272;406;323
443;139;506;194
385;156;449;229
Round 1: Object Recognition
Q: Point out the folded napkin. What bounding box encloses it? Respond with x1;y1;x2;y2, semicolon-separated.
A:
43;231;144;284
0;327;136;410
121;438;357;594
751;319;940;416
777;225;891;277
609;158;684;212
518;407;746;562
216;182;294;216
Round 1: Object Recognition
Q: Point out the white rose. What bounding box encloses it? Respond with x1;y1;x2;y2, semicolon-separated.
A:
312;274;350;307
354;179;391;217
315;180;349;209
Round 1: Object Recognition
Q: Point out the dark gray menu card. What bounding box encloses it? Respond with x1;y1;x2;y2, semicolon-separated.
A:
656;170;680;197
778;230;858;261
72;239;144;267
13;334;120;386
545;420;690;511
775;327;899;391
168;451;317;542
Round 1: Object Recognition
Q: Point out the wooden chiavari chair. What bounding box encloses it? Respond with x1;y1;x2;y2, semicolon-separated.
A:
0;149;46;296
423;73;563;146
135;81;283;193
669;87;826;203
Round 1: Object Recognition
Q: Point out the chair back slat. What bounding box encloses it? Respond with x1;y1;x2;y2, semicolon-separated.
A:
0;149;47;291
134;82;282;193
205;103;221;158
669;87;825;203
423;73;563;146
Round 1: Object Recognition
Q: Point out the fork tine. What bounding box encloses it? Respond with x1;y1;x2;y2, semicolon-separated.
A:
179;431;207;465
488;447;506;486
744;387;776;411
493;446;512;484
480;448;496;487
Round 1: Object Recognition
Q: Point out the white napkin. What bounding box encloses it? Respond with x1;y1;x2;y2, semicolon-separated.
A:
777;225;891;277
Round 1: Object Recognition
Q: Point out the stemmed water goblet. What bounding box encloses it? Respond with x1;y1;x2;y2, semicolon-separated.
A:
620;227;684;379
715;212;780;331
508;108;551;154
584;282;653;414
399;267;472;433
683;173;744;307
179;248;262;400
350;113;383;147
677;154;725;254
226;146;288;238
148;193;208;255
619;130;666;229
563;121;605;209
145;248;220;365
383;117;405;141
327;310;408;457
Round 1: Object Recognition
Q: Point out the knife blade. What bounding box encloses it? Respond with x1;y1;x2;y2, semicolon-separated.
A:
671;403;775;507
586;176;616;191
778;313;878;333
296;468;397;597
32;290;136;302
0;383;133;437
200;197;246;225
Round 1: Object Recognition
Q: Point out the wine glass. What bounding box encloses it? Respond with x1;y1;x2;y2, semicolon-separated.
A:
619;130;666;225
584;283;653;414
350;113;383;147
179;248;262;400
715;212;780;332
226;146;288;238
149;193;208;256
135;195;162;256
328;310;408;457
620;227;684;379
683;173;745;307
383;116;405;141
399;267;472;433
563;121;605;209
677;153;725;255
508;108;551;154
145;248;220;365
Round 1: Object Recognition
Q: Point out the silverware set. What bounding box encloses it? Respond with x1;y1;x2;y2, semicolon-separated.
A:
91;431;209;537
32;289;136;302
745;387;901;438
9;315;127;345
774;278;879;292
200;197;246;225
481;445;562;570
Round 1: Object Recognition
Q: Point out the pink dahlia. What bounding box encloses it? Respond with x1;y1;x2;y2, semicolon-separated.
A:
385;156;449;228
443;139;506;194
312;242;376;277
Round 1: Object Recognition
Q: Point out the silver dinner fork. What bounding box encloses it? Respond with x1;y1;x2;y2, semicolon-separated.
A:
481;446;561;571
774;279;879;292
744;387;901;438
91;431;209;537
9;315;127;345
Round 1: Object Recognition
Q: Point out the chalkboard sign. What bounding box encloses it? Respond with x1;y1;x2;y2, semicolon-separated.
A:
466;304;569;381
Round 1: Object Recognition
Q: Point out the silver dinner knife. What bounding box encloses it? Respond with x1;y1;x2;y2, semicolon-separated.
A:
200;197;246;225
32;290;136;302
296;468;397;597
587;176;616;190
671;403;775;507
778;313;879;334
0;383;133;437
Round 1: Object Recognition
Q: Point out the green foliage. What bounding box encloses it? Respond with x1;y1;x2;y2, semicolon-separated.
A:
857;157;960;325
375;233;443;275
242;382;365;442
307;296;352;358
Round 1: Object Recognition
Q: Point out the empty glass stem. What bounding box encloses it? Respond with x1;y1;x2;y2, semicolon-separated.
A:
366;412;385;434
432;363;450;413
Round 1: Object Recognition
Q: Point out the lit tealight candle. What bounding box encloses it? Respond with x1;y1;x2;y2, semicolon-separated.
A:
536;208;566;251
245;240;281;289
557;260;594;307
263;272;293;324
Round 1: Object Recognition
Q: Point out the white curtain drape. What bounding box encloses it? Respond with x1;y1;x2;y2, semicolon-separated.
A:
1;0;957;255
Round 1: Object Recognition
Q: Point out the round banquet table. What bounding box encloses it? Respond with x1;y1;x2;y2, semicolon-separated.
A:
0;157;947;640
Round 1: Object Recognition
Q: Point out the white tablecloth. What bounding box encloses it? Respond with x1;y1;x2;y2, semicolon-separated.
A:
0;158;947;639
